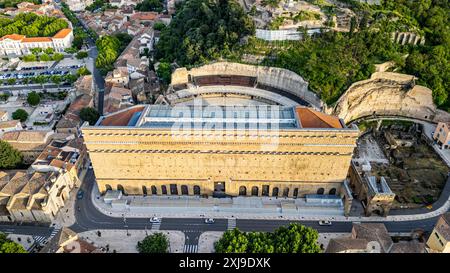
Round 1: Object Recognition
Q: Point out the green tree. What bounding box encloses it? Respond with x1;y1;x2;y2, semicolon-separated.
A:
76;51;88;59
64;47;78;54
137;233;169;253
51;75;62;85
27;91;41;106
156;0;255;66
0;140;23;169
214;228;249;253
30;48;42;55
39;53;51;62
136;0;164;12
153;22;166;31
77;67;91;76
79;107;100;125
214;224;321;253
156;62;171;84
44;47;54;55
0;241;27;253
52;53;64;61
272;223;321;253
7;78;16;85
22;54;37;62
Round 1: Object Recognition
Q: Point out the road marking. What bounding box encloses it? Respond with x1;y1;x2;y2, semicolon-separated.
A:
151;222;161;230
183;244;198;253
27;236;47;252
49;227;61;239
227;218;236;230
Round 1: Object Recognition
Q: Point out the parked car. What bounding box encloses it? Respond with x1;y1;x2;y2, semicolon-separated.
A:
149;217;161;223
204;218;215;224
77;190;84;200
318;220;332;226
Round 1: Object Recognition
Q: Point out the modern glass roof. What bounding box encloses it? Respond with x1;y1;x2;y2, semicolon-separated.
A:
136;105;299;130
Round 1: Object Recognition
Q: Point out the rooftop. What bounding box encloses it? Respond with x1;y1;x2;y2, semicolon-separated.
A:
93;105;349;131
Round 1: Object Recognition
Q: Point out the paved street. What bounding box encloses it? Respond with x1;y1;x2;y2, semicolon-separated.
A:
65;169;447;248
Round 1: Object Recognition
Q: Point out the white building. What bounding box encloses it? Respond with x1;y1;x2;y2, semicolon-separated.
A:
0;28;74;57
0;120;23;136
64;0;94;12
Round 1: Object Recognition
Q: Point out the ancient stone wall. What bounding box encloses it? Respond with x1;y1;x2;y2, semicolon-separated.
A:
331;72;450;124
171;62;322;109
82;126;359;196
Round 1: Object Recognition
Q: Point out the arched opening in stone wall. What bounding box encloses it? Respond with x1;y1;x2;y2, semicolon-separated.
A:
151;185;157;195
193;185;201;195
117;185;125;195
317;188;324;195
262;185;269;196
272;187;279;197
239;186;247;196
105;184;112;192
161;185;167;195
329;188;337;195
170;184;178;195
251;186;259;196
142;186;147;196
293;188;299;198
181;185;189;195
283;188;289;197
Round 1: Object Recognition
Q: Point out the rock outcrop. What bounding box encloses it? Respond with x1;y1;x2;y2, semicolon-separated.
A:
331;72;450;124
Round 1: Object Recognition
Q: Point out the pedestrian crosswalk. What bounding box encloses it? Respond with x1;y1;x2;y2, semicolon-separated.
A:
49;227;61;238
27;236;47;252
151;222;161;230
184;244;198;253
227;218;236;230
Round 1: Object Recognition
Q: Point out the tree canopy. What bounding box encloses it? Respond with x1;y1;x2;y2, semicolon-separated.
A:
0;140;23;169
136;233;169;253
0;233;27;253
0;12;68;37
95;33;132;74
155;0;255;66
12;108;28;122
135;0;164;12
27;91;40;106
79;107;100;125
0;0;40;9
214;223;321;253
264;0;450;107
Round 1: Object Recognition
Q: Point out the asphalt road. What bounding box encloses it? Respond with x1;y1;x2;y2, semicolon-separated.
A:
0;168;444;249
69;169;444;247
0;224;53;237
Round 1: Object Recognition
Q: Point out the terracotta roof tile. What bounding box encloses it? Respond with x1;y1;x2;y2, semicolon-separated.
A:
22;37;53;43
53;28;72;39
100;106;145;126
296;107;343;129
0;34;25;41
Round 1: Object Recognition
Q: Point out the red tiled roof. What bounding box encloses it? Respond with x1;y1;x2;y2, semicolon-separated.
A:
100;106;145;126
52;28;72;39
296;107;343;129
22;37;53;43
0;34;25;41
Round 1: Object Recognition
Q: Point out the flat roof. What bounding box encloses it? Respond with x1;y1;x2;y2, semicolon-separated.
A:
93;105;351;131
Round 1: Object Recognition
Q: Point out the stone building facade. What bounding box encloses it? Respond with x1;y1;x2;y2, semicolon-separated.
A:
348;160;395;217
82;104;359;197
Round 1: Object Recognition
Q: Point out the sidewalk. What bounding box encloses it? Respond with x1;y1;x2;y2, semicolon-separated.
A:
89;182;450;222
78;229;185;253
91;183;350;220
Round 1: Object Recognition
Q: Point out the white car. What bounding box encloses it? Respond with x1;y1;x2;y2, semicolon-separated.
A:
149;217;161;223
318;220;332;226
204;218;215;224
